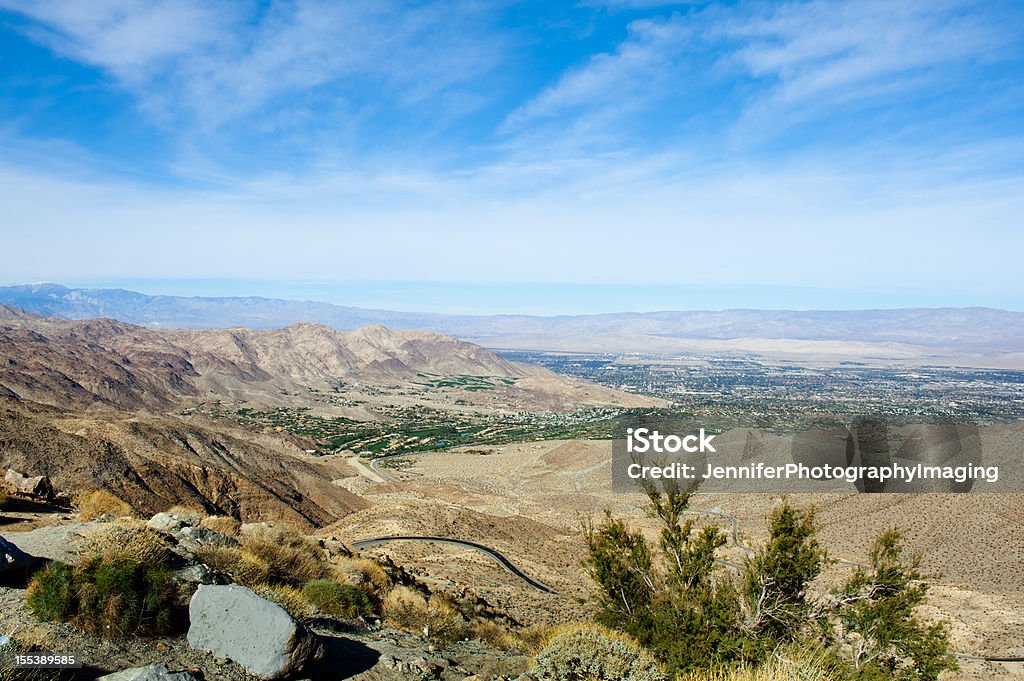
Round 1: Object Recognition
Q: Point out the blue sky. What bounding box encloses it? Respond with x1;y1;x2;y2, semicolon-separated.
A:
1;0;1023;313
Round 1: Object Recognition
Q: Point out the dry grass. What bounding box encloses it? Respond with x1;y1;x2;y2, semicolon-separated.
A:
164;504;206;521
677;648;840;681
192;545;271;587
470;619;519;650
382;586;466;642
200;515;241;537
333;555;391;595
0;486;8;510
80;519;172;564
194;525;327;587
511;624;552;655
76;489;134;520
0;625;56;681
255;584;316;621
241;525;327;586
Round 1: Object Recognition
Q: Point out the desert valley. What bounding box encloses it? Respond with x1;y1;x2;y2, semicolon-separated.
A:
1;297;1023;680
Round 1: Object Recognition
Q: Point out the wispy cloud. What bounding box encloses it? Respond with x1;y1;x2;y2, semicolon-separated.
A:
1;1;232;82
1;0;503;133
503;0;1020;152
502;16;690;135
722;0;1018;129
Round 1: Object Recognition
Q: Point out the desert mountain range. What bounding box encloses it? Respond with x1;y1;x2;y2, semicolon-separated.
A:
0;306;651;524
4;283;1023;367
0;305;648;412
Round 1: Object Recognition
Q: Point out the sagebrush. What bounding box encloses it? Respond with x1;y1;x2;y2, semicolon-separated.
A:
530;623;667;681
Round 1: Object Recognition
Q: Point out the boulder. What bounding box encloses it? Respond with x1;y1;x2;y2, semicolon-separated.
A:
173;563;219;585
177;525;238;550
97;665;199;681
146;512;200;534
4;469;54;500
0;534;38;582
187;584;324;679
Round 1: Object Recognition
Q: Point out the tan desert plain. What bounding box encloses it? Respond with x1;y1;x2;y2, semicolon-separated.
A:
0;304;1022;679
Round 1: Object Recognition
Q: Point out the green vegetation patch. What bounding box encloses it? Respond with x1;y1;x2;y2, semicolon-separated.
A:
27;557;180;638
302;579;375;619
584;489;957;680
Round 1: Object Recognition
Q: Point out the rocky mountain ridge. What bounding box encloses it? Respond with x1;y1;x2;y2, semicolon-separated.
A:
0;310;647;412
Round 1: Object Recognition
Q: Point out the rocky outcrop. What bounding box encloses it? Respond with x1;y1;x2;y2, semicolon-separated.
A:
4;468;54;499
97;665;199;681
187;584;324;679
146;511;202;534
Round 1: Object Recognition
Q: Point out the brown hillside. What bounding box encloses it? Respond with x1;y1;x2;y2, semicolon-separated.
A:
0;398;366;529
0;314;656;412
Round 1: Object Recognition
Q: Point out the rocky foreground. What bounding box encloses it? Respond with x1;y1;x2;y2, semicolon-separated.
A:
0;506;535;681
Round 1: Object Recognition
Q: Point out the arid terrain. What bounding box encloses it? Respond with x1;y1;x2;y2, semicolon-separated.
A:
1;307;1022;679
326;437;1024;679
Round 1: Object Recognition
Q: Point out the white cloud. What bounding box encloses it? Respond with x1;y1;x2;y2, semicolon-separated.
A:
723;0;1013;116
1;0;502;130
0;0;231;82
503;0;1017;151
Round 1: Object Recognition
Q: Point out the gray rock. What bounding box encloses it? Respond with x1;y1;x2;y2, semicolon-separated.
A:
97;664;198;681
146;512;200;534
0;534;37;582
177;525;238;550
174;563;218;585
187;584;324;679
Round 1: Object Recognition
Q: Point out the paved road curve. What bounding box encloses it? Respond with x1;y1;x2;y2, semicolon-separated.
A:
352;535;557;594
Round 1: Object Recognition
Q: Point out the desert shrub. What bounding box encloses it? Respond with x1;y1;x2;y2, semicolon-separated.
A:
192;545;271;587
25;561;75;622
586;495;953;681
81;520;173;564
677;645;841;681
741;504;828;651
831;529;957;680
513;624;554;654
530;623;667;681
26;557;179;637
469;619;520;650
76;490;134;520
200;515;241;537
255;584;316;621
584;489;744;673
241;525;327;586
334;555;391;595
382;586;467;642
0;486;9;510
302;578;375;619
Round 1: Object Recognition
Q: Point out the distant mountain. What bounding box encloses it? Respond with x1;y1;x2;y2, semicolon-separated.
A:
3;283;1023;364
0;312;652;412
0;283;451;330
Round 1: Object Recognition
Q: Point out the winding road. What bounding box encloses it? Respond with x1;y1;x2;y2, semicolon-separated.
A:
351;535;556;594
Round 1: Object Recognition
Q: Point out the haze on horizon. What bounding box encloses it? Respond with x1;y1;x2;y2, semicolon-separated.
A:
1;1;1022;310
